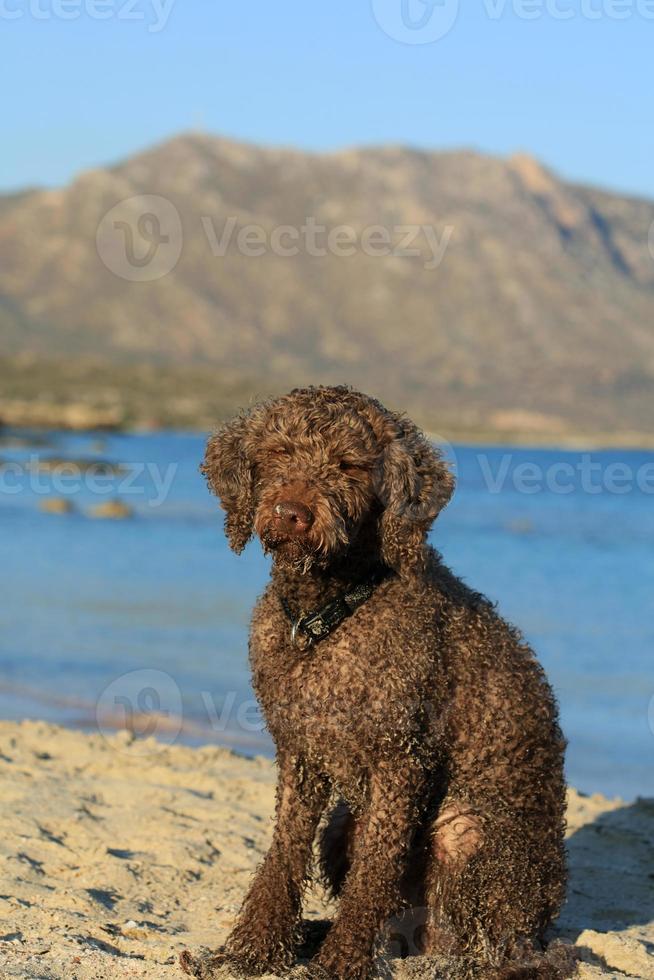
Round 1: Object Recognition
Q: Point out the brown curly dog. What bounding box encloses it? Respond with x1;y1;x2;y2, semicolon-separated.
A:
180;386;575;980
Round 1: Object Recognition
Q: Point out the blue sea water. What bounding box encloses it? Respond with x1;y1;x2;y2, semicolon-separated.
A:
1;430;652;800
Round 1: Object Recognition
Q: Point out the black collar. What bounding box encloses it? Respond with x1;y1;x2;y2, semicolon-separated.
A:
280;566;391;650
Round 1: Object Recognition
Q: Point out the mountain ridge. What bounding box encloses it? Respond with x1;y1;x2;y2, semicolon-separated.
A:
0;132;653;438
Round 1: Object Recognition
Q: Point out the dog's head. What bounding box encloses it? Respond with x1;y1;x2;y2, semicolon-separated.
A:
202;386;454;575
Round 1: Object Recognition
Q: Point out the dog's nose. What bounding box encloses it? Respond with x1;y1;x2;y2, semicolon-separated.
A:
273;500;314;532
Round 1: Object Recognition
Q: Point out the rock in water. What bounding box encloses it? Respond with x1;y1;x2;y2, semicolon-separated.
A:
87;499;133;520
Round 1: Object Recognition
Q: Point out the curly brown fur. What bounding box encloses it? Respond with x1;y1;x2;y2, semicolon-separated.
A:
181;386;572;980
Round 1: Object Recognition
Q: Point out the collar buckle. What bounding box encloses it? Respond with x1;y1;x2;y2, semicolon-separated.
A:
281;567;390;651
299;597;350;642
289;617;314;650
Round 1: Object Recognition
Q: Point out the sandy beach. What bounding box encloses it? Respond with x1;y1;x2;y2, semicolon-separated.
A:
0;720;652;980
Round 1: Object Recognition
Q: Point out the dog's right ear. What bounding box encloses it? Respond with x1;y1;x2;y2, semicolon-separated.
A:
201;414;256;554
375;414;454;575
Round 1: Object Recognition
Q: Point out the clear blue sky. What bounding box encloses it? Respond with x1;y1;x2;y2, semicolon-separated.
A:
1;0;651;198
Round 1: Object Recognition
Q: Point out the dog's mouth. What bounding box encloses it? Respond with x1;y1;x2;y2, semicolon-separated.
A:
259;523;319;561
259;528;324;572
259;528;305;553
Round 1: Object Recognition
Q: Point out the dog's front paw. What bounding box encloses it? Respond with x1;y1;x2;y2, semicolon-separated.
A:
308;949;375;980
180;948;231;979
180;938;297;979
180;948;218;978
179;947;277;979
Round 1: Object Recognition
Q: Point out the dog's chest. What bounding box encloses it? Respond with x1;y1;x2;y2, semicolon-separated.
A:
258;638;384;755
250;594;431;787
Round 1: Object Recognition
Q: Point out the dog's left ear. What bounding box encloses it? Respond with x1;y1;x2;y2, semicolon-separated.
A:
201;412;257;554
375;416;454;574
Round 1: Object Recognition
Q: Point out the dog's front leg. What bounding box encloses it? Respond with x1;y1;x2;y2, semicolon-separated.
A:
311;760;424;980
181;754;328;978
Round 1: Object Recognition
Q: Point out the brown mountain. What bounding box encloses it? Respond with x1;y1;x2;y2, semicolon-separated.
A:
1;133;653;439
